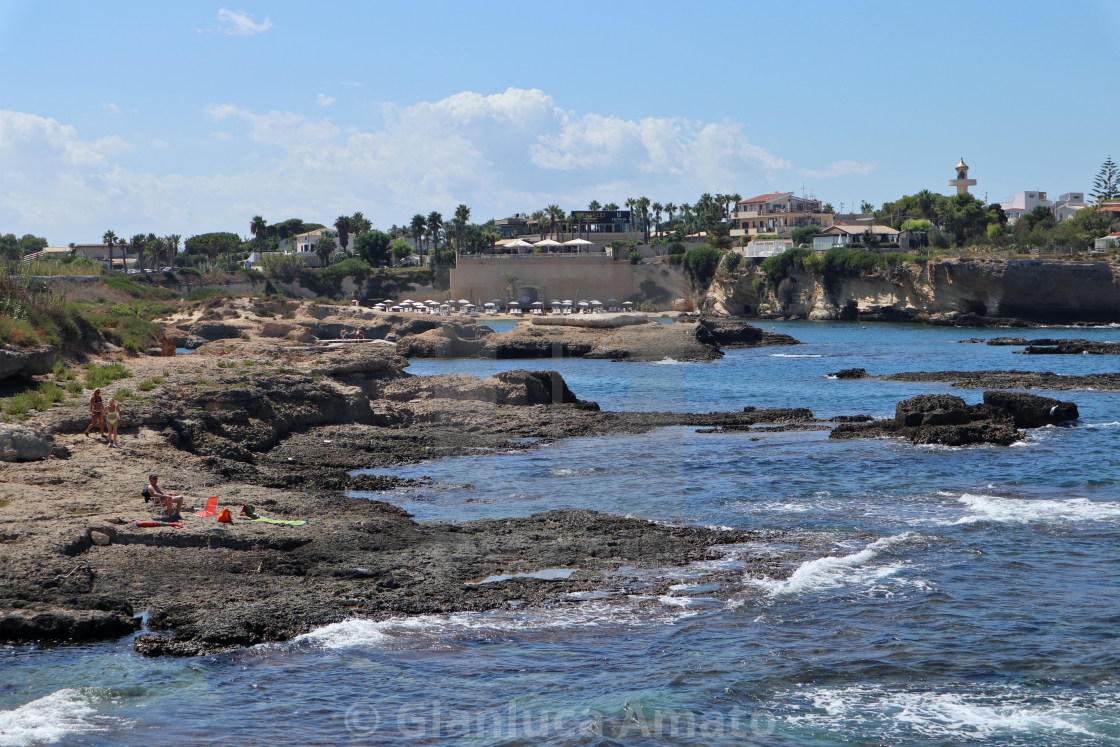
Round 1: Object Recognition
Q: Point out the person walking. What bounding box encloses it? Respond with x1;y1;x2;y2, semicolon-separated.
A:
84;388;105;438
104;397;121;447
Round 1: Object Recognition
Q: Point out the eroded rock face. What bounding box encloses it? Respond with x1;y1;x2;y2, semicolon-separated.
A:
381;369;598;410
0;345;59;380
0;424;50;461
187;321;245;341
395;323;491;358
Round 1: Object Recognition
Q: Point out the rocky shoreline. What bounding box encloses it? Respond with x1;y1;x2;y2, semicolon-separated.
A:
0;302;1097;657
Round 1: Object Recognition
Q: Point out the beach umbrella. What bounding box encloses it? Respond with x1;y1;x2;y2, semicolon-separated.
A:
578;300;589;306
622;301;634;307
508;301;519;307
401;299;413;305
533;239;562;247
506;239;534;249
591;300;602;305
531;301;544;307
458;299;471;305
427;300;439;306
562;238;594;246
550;299;561;305
562;299;573;305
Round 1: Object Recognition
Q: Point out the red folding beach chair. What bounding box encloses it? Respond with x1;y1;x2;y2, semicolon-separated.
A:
195;496;219;526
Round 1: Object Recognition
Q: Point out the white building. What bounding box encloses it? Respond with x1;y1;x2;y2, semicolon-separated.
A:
738;238;793;258
999;191;1086;224
813;224;901;250
280;229;349;254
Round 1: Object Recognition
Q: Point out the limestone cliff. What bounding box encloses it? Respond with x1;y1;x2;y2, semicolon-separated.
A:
708;258;1120;324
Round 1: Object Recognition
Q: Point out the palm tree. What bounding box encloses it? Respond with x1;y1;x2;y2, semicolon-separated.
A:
102;230;117;271
250;215;267;250
624;198;637;233
588;200;602;211
333;216;354;254
637;196;651;243
679;203;693;234
530;210;547;238
651;202;664;234
410;214;426;255
546;204;563;241
427;211;443;252
664;202;677;227
604;202;619;211
726;193;742;221
68;242;77;258
129;233;149;270
165;234;180;269
350;211;372;235
454;204;470;251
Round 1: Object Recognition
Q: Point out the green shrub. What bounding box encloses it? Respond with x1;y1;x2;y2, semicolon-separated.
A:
113;388;133;400
724;253;742;272
52;361;76;381
84;362;132;388
66;381;85;396
627;249;643;264
177;266;202;277
38;381;65;404
683;247;724;287
137;378;158;391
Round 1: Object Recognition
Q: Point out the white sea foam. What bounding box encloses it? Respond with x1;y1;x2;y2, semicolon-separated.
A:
0;689;119;746
293;603;693;650
768;353;824;357
744;533;920;596
653;357;682;365
784;685;1099;739
954;492;1120;525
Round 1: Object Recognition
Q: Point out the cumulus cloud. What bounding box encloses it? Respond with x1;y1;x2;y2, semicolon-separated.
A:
316;93;335;107
216;9;272;35
1;88;816;241
798;160;876;179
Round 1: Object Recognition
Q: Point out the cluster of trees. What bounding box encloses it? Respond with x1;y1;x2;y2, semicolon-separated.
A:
1;233;48;261
99;230;183;270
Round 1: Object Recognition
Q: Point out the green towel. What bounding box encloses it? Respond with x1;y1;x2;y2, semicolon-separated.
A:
239;516;307;526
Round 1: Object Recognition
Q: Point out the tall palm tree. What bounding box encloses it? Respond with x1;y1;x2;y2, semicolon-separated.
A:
454;204;470;251
410;214;426;255
333;216;354;254
350;211;372;235
427;211;443;252
679;203;693;234
530;210;547;238
164;234;180;269
651;202;664;234
588;200;602;211
637;196;651;243
546;204;563;241
624;198;637;233
102;230;117;271
604;202;619;211
250;215;267;250
129;233;148;270
665;203;677;227
727;193;742;222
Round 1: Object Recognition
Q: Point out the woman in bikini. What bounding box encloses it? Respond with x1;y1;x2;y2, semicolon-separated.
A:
84;388;105;438
104;397;121;447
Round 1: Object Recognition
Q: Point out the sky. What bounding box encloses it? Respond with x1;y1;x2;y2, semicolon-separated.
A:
2;0;1118;245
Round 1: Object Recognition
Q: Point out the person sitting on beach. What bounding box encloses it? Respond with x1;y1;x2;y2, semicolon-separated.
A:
354;329;364;340
84;388;105;438
142;474;184;518
104;397;122;447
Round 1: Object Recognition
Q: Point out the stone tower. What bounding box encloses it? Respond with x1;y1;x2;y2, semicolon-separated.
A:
947;157;976;195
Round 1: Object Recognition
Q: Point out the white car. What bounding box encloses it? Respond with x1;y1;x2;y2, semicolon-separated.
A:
159;267;173;272
126;269;141;275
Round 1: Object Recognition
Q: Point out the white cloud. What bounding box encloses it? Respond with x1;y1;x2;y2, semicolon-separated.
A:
0;89;804;242
316;93;335;107
151;138;169;149
216;9;272;35
798;160;876;179
104;102;120;114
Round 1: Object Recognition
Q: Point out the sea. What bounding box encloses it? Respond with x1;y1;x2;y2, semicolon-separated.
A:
4;321;1120;746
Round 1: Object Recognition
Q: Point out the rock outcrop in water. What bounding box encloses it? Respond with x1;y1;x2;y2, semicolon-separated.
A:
829;368;1120;391
830;391;1078;446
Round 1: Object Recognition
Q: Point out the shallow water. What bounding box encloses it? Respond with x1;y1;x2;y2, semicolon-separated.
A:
5;322;1120;746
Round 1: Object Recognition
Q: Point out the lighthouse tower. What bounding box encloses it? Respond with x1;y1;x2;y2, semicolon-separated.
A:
947;157;976;195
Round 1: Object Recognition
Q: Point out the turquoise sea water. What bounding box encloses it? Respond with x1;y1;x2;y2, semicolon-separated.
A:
4;322;1120;746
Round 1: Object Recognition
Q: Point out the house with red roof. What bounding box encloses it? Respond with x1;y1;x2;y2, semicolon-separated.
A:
730;192;834;239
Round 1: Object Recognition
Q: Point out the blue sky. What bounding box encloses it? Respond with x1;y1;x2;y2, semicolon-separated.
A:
2;0;1118;244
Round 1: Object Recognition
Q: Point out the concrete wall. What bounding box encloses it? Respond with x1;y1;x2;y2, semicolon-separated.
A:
451;255;637;304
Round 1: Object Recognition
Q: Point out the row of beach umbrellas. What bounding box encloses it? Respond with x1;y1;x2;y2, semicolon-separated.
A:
505;238;595;249
373;298;635;311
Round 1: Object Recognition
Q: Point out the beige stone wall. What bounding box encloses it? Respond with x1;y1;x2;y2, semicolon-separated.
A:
451;255;637;304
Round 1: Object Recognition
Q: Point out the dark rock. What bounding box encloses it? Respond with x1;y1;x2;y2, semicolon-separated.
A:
894;394;971;427
699;319;800;348
0;608;136;643
187;321;244;341
909;422;1021;447
1018;339;1120;355
0;345;59;380
982;391;1078;427
831;368;868;379
742;406;814;422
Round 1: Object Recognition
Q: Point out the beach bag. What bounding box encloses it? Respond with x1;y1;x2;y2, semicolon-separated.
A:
216;508;233;523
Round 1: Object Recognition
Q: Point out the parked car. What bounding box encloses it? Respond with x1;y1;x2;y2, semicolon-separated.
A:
126;269;141;274
159;267;173;273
